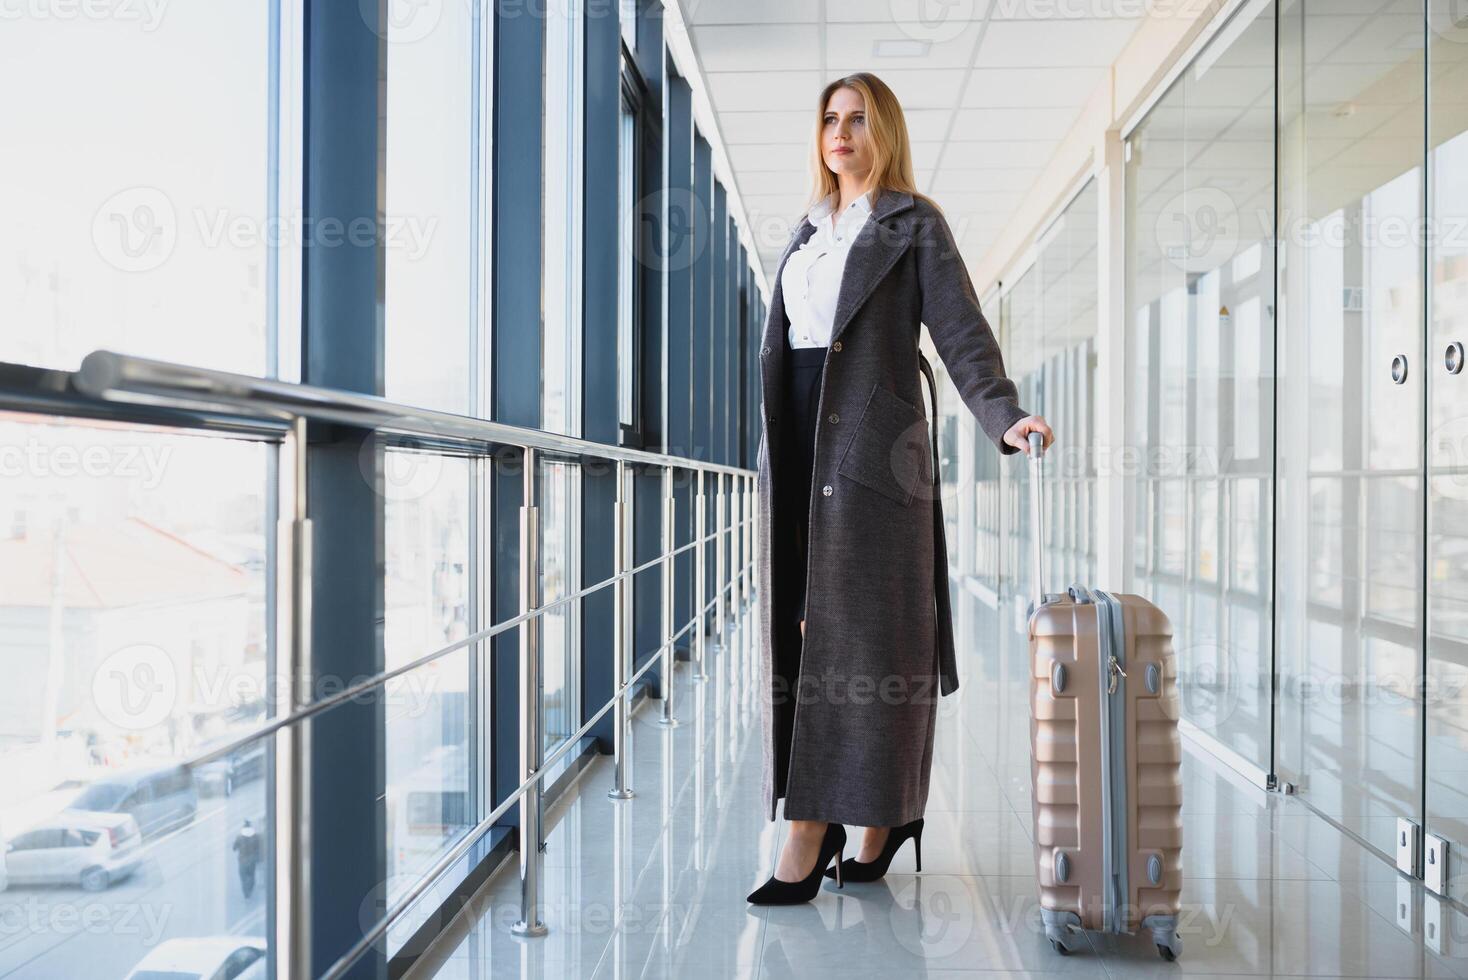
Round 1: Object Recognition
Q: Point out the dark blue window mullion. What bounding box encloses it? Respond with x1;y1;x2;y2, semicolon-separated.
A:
300;2;386;976
658;69;695;671
581;0;621;748
490;0;545;816
684;130;713;658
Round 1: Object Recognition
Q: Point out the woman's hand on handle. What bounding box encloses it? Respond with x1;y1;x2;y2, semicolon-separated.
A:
1002;415;1054;456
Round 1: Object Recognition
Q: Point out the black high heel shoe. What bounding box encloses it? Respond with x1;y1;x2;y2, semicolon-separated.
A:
746;823;847;905
823;816;923;883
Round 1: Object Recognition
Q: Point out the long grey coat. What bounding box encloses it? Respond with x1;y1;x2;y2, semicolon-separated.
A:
755;188;1030;827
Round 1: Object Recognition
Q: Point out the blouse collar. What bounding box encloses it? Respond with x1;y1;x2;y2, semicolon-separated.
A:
806;189;873;226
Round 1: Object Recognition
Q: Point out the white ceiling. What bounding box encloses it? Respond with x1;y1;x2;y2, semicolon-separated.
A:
677;0;1152;286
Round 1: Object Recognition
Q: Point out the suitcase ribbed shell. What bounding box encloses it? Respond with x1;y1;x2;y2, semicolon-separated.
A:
1028;592;1182;936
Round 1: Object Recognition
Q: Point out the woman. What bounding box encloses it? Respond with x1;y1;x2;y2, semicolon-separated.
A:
748;73;1054;906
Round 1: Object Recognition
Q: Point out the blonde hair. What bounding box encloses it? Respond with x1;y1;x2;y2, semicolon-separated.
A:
807;72;942;218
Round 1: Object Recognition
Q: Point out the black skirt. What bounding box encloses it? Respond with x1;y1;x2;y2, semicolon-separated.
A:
772;342;825;802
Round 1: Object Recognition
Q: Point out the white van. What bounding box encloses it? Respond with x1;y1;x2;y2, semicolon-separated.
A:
2;811;142;891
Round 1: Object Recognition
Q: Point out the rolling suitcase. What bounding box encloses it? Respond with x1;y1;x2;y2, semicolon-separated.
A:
1024;432;1184;960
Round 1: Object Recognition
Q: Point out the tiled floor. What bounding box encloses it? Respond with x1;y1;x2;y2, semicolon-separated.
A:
407;596;1468;979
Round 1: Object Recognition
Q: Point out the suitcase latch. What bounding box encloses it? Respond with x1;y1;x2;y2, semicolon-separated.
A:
1107;656;1128;695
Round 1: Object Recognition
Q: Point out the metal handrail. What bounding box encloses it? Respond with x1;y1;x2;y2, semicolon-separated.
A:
35;349;762;979
74;349;751;476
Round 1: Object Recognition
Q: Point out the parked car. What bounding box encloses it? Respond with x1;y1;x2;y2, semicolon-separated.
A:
193;736;265;798
123;936;266;980
2;811;142;891
65;764;198;838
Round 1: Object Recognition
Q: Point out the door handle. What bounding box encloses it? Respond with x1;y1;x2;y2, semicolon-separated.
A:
1391;353;1409;385
1447;342;1463;375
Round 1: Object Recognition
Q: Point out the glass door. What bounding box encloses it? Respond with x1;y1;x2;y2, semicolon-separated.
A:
1274;0;1427;859
1425;0;1468;893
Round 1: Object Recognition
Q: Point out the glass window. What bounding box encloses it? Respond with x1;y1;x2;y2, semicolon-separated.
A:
543;1;585;437
538;459;581;780
0;416;271;975
384;0;485;414
1124;0;1276;771
383;452;474;902
0;7;278;376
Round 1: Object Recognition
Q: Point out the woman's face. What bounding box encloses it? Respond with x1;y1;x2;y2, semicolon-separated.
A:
821;87;872;179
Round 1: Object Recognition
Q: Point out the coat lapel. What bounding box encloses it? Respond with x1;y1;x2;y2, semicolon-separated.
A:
827;189;915;348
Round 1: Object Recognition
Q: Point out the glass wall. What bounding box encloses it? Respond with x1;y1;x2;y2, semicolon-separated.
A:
0;5;278;376
543;0;585;437
1124;0;1276;773
384;0;484;414
1275;0;1426;855
1426;0;1468;882
0;418;272;977
1003;180;1101;602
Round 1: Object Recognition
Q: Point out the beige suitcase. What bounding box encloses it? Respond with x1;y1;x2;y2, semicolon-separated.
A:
1024;433;1184;960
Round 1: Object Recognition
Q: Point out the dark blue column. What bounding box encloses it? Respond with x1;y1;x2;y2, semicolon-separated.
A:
300;2;385;976
490;0;544;811
580;0;621;750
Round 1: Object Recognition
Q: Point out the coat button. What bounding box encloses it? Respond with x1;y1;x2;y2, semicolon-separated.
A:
760;345;770;356
828;412;839;424
831;341;842;352
767;414;777;424
822;485;833;496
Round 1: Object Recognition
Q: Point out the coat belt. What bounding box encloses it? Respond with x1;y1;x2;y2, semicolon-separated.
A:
918;353;960;697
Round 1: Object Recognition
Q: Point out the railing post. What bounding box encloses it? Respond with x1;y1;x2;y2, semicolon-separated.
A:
659;467;680;726
608;460;634;799
512;446;547;937
713;471;726;654
693;468;708;681
276;416;311;980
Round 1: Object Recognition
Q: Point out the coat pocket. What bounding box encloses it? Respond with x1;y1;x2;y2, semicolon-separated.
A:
836;383;932;507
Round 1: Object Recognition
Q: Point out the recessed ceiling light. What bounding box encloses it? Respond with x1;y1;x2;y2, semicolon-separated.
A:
873;38;931;58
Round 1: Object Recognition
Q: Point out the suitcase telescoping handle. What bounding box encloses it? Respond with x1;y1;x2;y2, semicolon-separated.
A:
1028;430;1046;606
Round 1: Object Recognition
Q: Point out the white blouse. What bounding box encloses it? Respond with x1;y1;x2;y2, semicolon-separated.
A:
782;189;873;349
